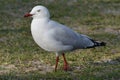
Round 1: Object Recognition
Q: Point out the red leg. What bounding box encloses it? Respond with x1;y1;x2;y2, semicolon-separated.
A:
55;56;59;71
62;53;69;71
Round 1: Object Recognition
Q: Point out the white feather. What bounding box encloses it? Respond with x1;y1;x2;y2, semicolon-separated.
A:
30;5;94;53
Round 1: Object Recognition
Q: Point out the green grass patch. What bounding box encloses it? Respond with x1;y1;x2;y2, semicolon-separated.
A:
0;0;120;80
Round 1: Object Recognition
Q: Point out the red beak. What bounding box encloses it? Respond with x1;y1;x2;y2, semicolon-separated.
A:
24;13;33;17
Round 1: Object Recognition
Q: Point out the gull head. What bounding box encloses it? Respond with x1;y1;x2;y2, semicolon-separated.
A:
24;5;50;19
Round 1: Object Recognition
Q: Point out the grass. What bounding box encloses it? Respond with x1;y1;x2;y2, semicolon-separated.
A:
0;0;120;80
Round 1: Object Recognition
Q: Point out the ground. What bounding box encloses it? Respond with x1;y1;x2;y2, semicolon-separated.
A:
0;0;120;80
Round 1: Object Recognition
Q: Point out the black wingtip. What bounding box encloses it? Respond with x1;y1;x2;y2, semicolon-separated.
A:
86;41;106;49
100;42;106;46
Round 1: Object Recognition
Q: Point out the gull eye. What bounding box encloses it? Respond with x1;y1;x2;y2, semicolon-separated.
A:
37;9;41;12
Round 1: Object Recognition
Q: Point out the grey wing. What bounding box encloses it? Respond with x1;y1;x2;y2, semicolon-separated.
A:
50;21;94;50
52;25;79;45
53;28;94;49
76;34;94;48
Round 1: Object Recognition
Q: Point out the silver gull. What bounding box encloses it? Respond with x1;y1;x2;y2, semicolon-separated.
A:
24;5;106;71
